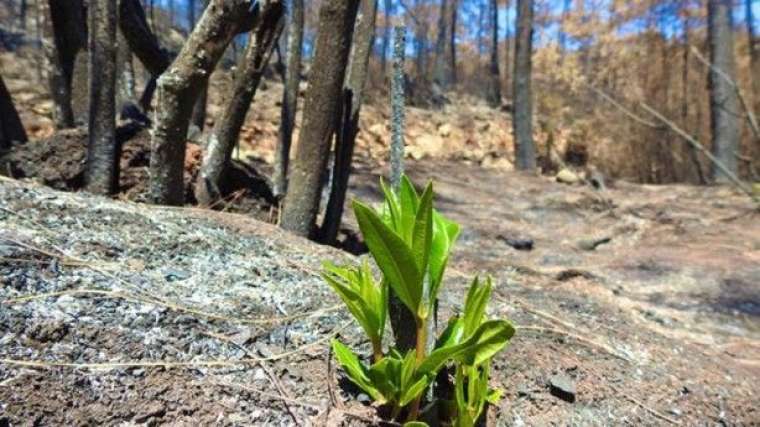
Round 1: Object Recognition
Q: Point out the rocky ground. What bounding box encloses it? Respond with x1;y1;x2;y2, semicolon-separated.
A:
1;156;759;425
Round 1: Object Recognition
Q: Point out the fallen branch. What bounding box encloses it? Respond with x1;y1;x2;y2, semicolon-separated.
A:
640;103;759;205
204;330;301;426
610;384;681;425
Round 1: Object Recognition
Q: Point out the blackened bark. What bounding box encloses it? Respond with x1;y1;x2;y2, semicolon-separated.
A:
381;0;392;75
513;0;536;170
487;0;501;107
708;0;740;183
272;0;305;198
280;0;361;237
148;0;259;205
320;0;379;244
195;0;285;206
0;74;27;150
85;0;119;195
190;81;208;132
449;0;459;84
40;0;87;129
119;0;169;76
189;0;210;133
432;0;449;87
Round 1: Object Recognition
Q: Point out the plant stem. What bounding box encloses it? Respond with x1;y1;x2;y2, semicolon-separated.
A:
372;339;383;364
407;316;427;421
414;317;427;364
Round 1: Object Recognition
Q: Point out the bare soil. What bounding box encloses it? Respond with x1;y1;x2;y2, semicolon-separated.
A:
1;155;759;425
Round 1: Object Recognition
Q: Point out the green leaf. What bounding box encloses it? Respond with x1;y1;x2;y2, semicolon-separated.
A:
429;211;461;300
380;179;400;230
486;387;504;404
399;376;430;407
462;276;492;337
332;340;386;403
436;315;464;349
411;183;434;277
353;200;423;314
322;261;385;345
404;422;430;427
398;176;421;242
367;357;401;401
418;320;515;376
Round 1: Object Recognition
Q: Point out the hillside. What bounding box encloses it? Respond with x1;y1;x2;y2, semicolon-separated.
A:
1;158;758;425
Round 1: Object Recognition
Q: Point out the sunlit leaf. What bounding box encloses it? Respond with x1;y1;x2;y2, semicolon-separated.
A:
354;200;423;313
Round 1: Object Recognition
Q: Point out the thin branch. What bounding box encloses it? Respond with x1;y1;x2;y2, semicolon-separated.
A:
203;330;301;426
690;46;760;148
640;102;759;205
587;84;663;129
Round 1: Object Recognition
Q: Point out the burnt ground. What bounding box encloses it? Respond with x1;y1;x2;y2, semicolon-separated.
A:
1;156;759;425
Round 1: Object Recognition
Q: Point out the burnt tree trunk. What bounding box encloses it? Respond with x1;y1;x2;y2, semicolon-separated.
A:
432;0;449;87
280;0;361;237
189;0;210;133
0;74;28;150
39;0;86;129
707;0;740;183
449;0;459;84
381;0;392;75
148;0;259;205
513;0;536;171
118;0;171;111
85;0;119;195
195;1;285;206
320;0;379;244
487;0;501;107
272;0;305;198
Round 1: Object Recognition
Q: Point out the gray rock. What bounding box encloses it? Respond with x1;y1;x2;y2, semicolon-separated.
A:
548;373;576;403
577;236;612;251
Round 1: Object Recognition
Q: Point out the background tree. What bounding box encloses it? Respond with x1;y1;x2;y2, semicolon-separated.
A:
196;0;285;206
487;0;501;107
39;0;86;129
513;0;536;170
707;0;739;183
85;0;119;195
432;0;450;87
272;0;305;199
189;0;210;135
746;0;759;115
320;0;379;244
148;0;259;205
280;0;361;237
118;0;170;111
0;74;27;150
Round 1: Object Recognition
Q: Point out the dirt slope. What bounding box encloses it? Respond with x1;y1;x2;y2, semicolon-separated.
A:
1;161;759;425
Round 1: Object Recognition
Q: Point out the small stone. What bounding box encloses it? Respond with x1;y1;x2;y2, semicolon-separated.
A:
577;237;611;251
356;393;371;403
499;235;534;251
133;402;166;423
548;373;576;403
164;268;191;282
556;169;581;185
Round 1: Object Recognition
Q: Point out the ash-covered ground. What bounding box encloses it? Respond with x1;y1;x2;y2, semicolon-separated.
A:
1;161;759;425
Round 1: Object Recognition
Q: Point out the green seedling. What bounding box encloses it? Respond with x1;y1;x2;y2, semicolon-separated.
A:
326;175;515;425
